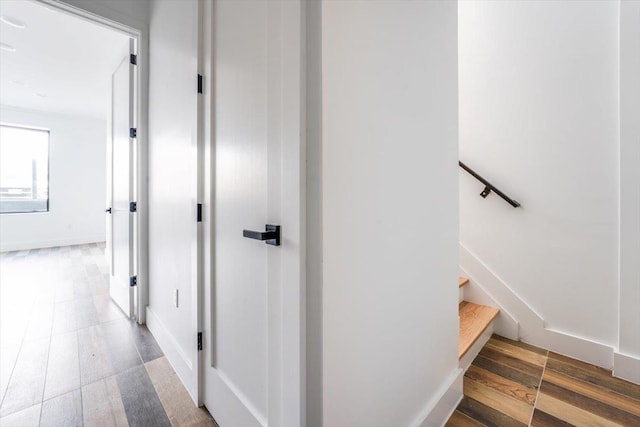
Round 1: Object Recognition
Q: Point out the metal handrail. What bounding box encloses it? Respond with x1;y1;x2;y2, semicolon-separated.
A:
459;161;521;208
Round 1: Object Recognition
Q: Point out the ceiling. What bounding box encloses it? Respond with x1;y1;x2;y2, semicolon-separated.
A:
0;0;129;120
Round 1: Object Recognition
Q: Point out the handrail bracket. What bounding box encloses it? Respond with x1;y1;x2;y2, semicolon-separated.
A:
459;161;521;208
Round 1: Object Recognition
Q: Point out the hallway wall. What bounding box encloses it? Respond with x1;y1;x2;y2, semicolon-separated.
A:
459;1;619;349
617;0;640;384
146;0;199;404
322;1;460;425
0;106;107;251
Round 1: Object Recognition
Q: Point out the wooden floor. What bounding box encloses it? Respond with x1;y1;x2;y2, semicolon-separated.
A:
447;335;640;426
0;245;217;427
458;301;500;359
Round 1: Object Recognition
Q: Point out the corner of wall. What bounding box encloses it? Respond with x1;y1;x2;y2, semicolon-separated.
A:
613;351;640;385
414;368;463;427
459;243;546;345
459;267;519;340
618;0;640;384
459;242;632;375
146;306;198;403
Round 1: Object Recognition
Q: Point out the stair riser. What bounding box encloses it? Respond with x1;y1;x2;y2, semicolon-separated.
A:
459;323;494;370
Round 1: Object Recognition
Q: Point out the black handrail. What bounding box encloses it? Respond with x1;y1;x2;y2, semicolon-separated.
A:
459;161;521;208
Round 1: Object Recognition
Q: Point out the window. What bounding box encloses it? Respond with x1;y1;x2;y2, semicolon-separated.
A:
0;125;50;214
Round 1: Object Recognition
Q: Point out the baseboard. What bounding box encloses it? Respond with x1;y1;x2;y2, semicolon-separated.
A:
0;236;105;252
545;328;613;369
413;368;463;427
613;351;640;385
459;243;547;347
146;307;197;403
459;269;519;340
459;243;622;372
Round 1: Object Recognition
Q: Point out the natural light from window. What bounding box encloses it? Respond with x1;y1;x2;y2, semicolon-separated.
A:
0;125;50;214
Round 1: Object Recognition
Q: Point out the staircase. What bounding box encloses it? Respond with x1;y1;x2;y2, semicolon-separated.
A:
458;276;499;363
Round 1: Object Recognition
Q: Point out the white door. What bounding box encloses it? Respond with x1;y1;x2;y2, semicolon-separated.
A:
202;0;304;426
108;40;136;318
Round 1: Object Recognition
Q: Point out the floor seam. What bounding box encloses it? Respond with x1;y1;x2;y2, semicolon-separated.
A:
37;333;53;425
528;349;549;426
76;328;84;426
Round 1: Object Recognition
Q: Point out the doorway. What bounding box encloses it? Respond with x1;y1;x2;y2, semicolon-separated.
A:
0;0;141;319
0;1;165;424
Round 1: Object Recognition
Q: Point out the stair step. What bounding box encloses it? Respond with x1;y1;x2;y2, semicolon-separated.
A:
446;410;484;427
458;276;469;287
459;301;499;359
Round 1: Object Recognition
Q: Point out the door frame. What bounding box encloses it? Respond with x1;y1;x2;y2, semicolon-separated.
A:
200;0;307;422
36;0;148;323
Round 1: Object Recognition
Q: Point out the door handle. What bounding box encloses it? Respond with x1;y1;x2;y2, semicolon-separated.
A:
242;224;281;246
105;208;112;214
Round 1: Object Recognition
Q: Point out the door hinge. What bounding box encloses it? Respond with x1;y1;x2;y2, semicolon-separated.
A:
129;201;137;213
197;74;203;94
130;128;137;138
130;276;137;287
197;332;202;351
130;54;137;65
197;203;202;222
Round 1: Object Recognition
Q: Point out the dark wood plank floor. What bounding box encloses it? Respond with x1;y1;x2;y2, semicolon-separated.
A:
447;335;640;426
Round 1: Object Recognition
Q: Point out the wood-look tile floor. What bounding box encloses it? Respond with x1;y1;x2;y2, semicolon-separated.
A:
0;244;217;427
447;335;640;426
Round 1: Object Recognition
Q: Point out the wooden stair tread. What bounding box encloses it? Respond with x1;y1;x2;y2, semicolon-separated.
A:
459;301;499;359
458;276;469;287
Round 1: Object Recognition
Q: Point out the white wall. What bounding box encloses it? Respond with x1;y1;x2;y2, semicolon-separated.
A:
617;0;640;384
459;1;619;347
322;1;459;426
0;106;106;251
146;0;199;403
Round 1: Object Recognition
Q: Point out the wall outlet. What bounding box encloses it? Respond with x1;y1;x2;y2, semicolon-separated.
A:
174;289;179;308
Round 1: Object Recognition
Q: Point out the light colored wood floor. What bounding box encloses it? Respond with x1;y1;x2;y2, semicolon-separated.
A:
0;245;217;427
447;335;640;426
459;302;500;359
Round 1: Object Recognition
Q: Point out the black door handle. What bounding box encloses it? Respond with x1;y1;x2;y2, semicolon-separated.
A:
105;208;112;214
242;224;280;246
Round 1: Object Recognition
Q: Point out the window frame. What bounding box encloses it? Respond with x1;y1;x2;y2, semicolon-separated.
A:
0;123;51;215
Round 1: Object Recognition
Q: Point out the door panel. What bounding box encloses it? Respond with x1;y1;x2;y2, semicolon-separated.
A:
203;0;303;425
108;42;135;318
208;1;268;422
215;0;267;416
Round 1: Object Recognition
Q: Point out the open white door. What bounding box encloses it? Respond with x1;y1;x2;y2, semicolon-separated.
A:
202;0;304;425
107;40;136;318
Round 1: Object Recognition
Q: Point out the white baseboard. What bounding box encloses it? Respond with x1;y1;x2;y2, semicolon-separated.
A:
146;307;197;403
413;368;463;427
545;328;613;369
459;243;629;374
0;235;105;252
613;351;640;385
460;244;548;345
